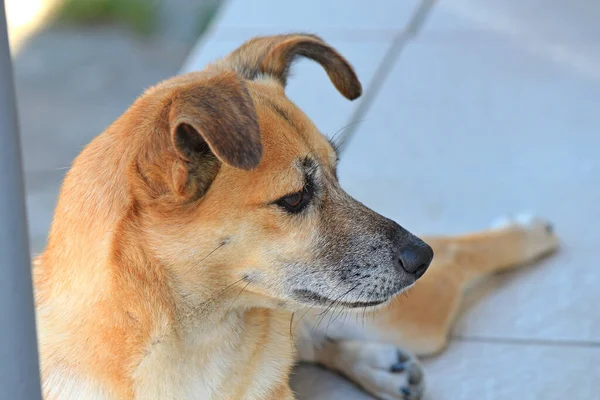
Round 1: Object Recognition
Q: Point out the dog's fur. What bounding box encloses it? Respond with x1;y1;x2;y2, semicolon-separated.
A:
34;34;558;400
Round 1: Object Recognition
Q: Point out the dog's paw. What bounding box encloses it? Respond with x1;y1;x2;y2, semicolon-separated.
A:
324;341;424;400
491;212;559;260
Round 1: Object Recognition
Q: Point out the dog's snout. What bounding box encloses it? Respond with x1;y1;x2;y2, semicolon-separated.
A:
396;241;433;279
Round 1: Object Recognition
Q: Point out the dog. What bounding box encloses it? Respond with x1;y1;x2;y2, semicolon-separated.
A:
33;34;558;400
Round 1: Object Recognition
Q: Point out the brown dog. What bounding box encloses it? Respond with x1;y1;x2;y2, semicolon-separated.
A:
34;34;558;400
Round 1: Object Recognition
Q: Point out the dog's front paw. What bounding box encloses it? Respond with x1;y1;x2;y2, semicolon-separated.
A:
322;341;424;400
491;212;559;261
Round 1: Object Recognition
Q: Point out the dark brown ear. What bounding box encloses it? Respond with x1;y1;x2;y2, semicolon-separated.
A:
169;71;262;171
224;34;362;100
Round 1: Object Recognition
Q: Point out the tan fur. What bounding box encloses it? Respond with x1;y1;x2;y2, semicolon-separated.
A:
34;34;558;400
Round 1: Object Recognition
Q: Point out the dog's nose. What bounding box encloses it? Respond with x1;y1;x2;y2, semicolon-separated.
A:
396;241;433;279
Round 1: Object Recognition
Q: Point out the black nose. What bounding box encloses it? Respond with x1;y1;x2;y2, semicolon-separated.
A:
397;241;433;278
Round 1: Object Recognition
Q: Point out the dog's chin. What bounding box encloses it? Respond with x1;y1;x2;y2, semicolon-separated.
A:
291;284;415;311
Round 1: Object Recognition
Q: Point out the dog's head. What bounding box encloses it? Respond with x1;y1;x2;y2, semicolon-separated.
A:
110;34;433;311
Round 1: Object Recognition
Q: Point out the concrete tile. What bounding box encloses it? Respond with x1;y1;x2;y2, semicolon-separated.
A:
210;0;420;33
291;340;600;400
338;19;600;341
422;340;600;400
427;0;600;81
182;34;392;137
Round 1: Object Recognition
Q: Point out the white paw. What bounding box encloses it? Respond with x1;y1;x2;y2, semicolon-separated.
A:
491;211;537;229
326;341;424;400
491;212;559;260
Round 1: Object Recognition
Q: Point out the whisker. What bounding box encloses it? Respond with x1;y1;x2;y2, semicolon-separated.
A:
323;283;361;335
289;312;298;353
193;277;246;315
182;241;227;276
315;283;360;334
328;285;366;329
328;119;367;154
328;119;365;145
226;281;251;310
362;288;378;328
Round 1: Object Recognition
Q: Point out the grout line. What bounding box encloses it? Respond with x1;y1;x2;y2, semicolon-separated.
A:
452;334;600;350
336;0;438;155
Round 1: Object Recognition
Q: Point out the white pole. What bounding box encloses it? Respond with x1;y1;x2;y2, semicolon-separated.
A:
0;1;43;398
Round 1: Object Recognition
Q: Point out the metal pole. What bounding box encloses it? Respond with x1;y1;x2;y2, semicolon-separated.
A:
0;1;43;398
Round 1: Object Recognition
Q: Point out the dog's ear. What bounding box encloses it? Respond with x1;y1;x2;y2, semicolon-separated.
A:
224;34;362;100
167;71;261;198
169;71;262;171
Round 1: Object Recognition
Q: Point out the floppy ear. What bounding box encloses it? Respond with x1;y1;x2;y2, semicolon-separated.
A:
224;34;362;100
169;71;262;171
163;71;262;199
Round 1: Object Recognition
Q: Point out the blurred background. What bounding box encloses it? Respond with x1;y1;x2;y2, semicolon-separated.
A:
5;0;600;399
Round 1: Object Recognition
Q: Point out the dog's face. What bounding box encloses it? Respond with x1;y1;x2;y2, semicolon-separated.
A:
131;35;432;312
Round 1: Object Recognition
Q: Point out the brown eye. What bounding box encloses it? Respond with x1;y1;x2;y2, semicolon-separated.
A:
275;185;313;214
284;192;303;207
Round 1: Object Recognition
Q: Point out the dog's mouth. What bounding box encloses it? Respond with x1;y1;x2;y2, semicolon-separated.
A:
292;289;389;309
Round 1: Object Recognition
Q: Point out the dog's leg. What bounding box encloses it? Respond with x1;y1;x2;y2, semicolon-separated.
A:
425;213;559;282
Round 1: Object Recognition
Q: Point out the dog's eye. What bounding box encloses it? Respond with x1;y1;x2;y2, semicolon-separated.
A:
276;186;312;214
